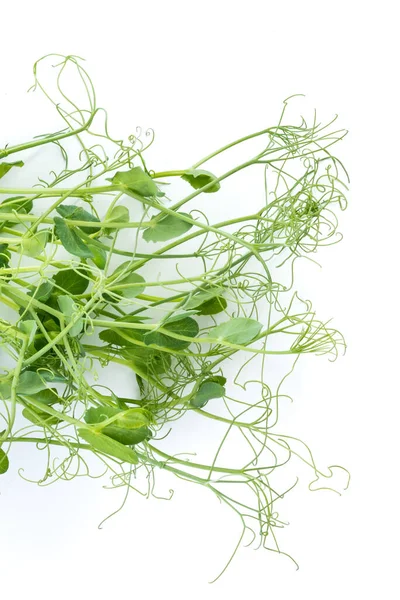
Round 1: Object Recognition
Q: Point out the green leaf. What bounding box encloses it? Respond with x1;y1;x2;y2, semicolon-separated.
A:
144;316;199;350
196;296;227;315
142;212;193;243
19;320;37;346
181;169;220;193
0;371;48;399
104;205;130;232
78;428;139;464
88;244;107;269
0;243;10;268
191;380;226;408
108;262;146;298
184;288;225;310
110;167;159;198
54;217;94;258
57;295;83;337
54;217;93;258
28;280;54;303
26;387;59;406
0;448;9;475
84;406;120;424
209;318;263;345
22;407;60;426
56;205;100;234
0;195;33;213
0;160;24;180
21;230;49;257
53;268;89;295
101;425;151;446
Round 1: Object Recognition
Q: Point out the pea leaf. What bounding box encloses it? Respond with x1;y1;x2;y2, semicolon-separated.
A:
78;428;139;464
53;268;89;295
84;406;120;424
0;448;9;475
57;295;83;337
101;425;151;446
142;212;193;243
108;262;146;298
144;316;199;350
0;371;48;399
191;380;226;408
0;243;10;268
19;320;37;346
209;318;263;345
28;281;54;303
110;167;159;198
21;230;49;257
22;407;60;426
56;205;100;234
196;296;227;315
181;169;220;193
25;387;59;405
104;205;130;232
184;288;225;310
0;196;33;233
54;217;94;258
0;160;24;180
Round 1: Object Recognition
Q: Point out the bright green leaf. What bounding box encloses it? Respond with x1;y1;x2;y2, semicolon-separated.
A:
57;295;83;337
0;243;10;268
22;407;60;426
28;281;54;303
209;318;263;345
78;428;139;464
0;161;24;180
197;296;227;315
181;169;220;193
110;167;159;198
21;230;49;257
142;212;193;243
19;320;37;346
184;288;225;310
104;205;130;232
88;244;107;269
108;262;146;298
0;449;9;475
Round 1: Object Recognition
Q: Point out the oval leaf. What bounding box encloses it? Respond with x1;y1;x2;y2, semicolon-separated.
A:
108;262;146;298
143;212;193;243
191;380;226;408
144;316;199;350
209;318;262;345
54;217;94;258
181;169;220;193
110;167;159;198
53;269;89;295
0;448;9;475
78;428;139;464
56;205;100;234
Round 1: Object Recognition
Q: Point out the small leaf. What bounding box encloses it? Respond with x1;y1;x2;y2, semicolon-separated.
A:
57;295;83;337
0;161;24;180
78;428;139;464
19;320;37;346
209;318;263;345
54;217;94;258
181;169;220;193
28;281;54;303
108;262;146;298
53;268;89;295
26;387;59;405
0;243;10;268
0;448;9;475
104;205;130;232
196;296;227;315
84;406;120;424
21;230;49;257
142;212;192;243
144;316;199;350
184;288;225;310
102;425;151;446
110;167;159;198
0;196;33;233
115;408;150;429
88;244;107;269
191;380;226;408
56;205;100;234
0;371;49;398
22;407;60;426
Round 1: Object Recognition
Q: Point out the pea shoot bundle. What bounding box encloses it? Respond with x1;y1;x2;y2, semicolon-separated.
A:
0;55;349;578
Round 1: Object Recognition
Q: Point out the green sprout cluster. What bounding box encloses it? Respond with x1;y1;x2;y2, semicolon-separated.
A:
0;54;349;580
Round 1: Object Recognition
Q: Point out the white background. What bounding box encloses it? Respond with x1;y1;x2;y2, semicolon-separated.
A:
1;1;399;598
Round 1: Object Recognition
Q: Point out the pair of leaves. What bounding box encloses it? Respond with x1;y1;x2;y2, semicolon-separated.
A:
144;316;199;350
209;318;263;345
190;376;226;408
